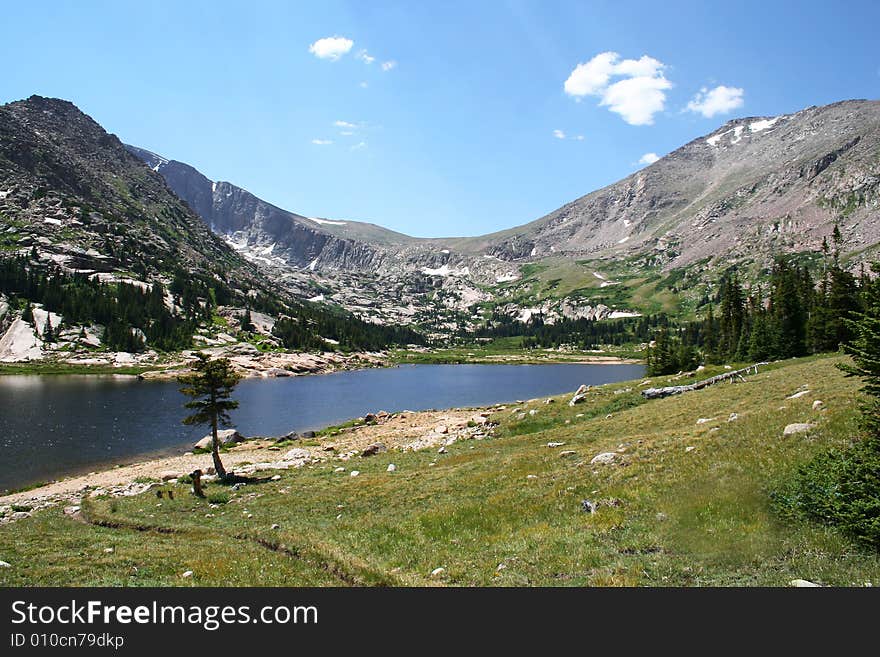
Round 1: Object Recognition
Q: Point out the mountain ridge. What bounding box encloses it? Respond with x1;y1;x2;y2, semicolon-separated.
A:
129;99;880;275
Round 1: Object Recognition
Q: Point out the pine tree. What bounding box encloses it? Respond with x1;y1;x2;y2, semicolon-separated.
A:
178;353;243;482
839;264;880;438
768;257;808;359
21;302;34;324
240;307;255;333
702;305;718;363
42;315;55;343
748;309;773;361
647;326;675;375
718;273;745;361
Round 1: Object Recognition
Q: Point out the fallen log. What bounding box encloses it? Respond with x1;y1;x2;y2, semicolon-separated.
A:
641;363;768;399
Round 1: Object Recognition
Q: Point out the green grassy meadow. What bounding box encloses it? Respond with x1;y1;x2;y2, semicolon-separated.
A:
1;354;878;586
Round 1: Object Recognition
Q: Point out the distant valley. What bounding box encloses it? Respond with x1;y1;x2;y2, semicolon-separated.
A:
128;99;880;332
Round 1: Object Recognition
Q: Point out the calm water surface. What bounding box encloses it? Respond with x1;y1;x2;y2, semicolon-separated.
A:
0;363;643;490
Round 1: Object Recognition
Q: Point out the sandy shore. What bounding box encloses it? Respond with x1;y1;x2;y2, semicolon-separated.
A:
0;405;503;513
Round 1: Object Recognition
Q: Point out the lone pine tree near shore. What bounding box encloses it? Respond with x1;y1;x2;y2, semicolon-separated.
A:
178;353;243;482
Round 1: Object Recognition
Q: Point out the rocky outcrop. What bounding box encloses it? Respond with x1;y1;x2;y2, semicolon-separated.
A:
0;318;43;362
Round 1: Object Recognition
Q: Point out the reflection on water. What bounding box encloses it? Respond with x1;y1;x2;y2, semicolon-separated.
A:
0;363;643;491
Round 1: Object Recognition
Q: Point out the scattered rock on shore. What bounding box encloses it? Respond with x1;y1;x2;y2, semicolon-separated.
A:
194;429;244;450
361;443;387;457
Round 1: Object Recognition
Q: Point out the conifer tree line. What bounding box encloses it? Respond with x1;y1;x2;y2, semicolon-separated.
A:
647;227;867;375
0;253;424;353
0;254;205;351
475;312;665;349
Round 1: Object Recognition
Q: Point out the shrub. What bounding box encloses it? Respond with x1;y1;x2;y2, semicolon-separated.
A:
207;492;230;505
773;437;880;548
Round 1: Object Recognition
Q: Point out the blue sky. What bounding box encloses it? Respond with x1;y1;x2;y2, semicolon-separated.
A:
2;0;878;237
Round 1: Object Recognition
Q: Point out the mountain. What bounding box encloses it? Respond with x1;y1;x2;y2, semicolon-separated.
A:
483;100;880;269
0;95;422;360
0;95;275;292
130;99;880;328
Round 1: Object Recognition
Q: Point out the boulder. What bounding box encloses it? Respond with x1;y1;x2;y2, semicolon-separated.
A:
546;442;566;448
569;384;590;406
590;452;618;465
435;424;449;434
471;415;489;425
812;400;824;410
364;413;378;424
783;423;815;437
559;450;577;458
282;448;312;465
387;463;397;472
194;429;243;450
361;443;388;457
430;567;446;577
789;579;820;587
160;471;178;482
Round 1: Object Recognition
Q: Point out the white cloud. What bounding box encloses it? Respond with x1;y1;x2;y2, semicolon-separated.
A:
638;152;660;165
564;51;672;125
351;141;367;151
334;120;358;129
553;129;566;139
340;131;354;136
686;85;744;118
356;50;375;64
311;139;333;145
574;135;585;141
381;60;397;71
359;81;369;88
308;36;354;61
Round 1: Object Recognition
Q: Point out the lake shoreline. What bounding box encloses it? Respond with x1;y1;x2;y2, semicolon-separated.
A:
0;361;645;496
0;350;641;377
0;404;505;511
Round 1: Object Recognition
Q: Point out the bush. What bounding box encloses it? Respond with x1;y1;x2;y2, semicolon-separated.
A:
773;436;880;548
207;492;229;505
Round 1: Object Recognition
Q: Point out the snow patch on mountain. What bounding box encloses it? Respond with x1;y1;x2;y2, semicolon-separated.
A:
309;218;348;226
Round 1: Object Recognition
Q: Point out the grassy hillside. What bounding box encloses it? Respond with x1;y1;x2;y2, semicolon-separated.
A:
1;355;878;586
